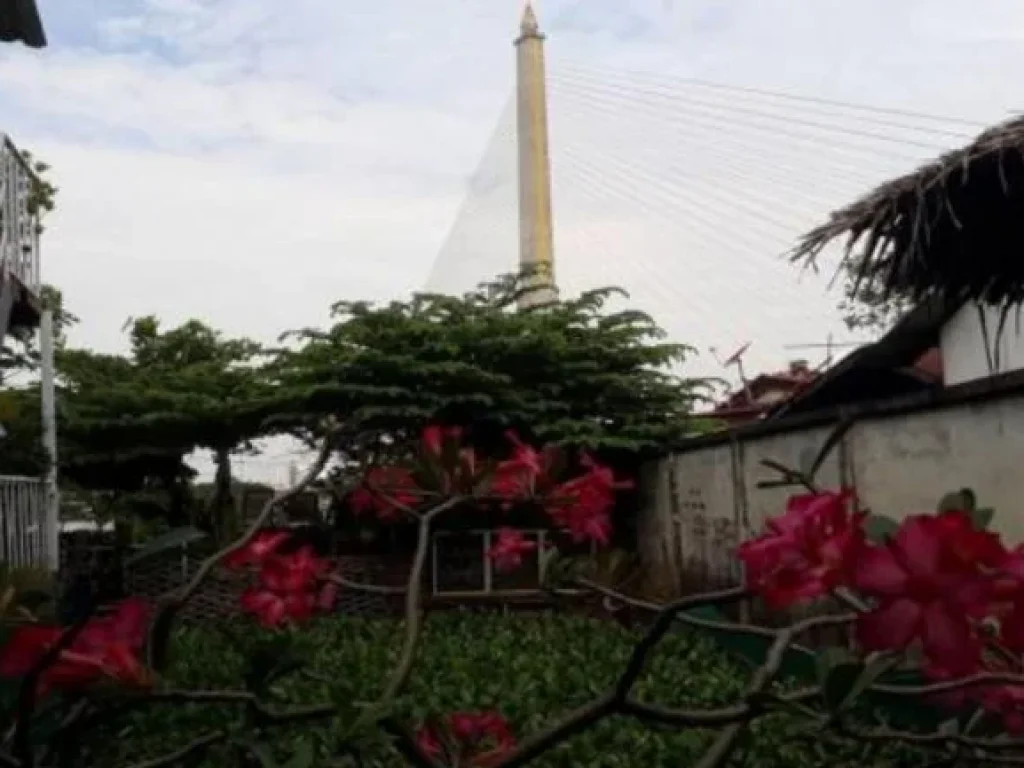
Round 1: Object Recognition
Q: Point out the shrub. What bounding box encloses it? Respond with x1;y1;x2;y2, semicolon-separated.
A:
1;423;1021;766
91;613;921;767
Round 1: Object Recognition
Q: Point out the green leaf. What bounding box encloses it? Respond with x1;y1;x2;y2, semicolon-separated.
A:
971;507;995;531
124;526;209;567
937;488;976;513
240;740;279;767
283;740;315;768
836;653;898;711
863;514;899;544
815;647;856;687
823;662;864;711
243;636;303;694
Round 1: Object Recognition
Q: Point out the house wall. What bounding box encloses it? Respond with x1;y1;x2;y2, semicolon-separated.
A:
941;302;1024;385
638;389;1024;590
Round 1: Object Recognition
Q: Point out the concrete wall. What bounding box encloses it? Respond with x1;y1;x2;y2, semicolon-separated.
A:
942;302;1024;386
638;389;1024;590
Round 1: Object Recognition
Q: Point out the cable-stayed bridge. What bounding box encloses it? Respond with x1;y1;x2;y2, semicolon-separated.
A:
425;6;987;381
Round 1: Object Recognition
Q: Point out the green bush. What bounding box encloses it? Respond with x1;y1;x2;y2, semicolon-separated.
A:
90;613;925;767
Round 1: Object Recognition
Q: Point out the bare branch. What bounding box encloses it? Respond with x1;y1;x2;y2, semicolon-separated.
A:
123;730;225;768
146;421;343;668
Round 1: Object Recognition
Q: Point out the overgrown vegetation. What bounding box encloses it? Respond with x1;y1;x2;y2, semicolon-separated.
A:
89;614;921;768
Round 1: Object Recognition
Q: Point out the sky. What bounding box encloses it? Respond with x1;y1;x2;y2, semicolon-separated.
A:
4;0;1024;483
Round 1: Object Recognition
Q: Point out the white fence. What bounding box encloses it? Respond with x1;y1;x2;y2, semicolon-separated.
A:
0;475;56;570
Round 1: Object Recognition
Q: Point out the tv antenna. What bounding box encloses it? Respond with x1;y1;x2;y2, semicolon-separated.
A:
710;342;752;404
784;334;861;370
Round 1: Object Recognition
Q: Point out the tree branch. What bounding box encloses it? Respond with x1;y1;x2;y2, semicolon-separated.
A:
146;420;342;668
123;730;225;768
378;498;461;704
328;574;406;596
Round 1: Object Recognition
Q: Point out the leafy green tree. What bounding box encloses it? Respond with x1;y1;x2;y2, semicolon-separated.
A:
837;255;913;336
273;274;712;461
58;318;273;539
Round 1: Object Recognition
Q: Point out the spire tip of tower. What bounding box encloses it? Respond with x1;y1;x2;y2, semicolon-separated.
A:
520;1;540;36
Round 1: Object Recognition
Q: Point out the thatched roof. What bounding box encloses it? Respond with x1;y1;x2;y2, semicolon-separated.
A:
792;114;1024;308
0;0;46;48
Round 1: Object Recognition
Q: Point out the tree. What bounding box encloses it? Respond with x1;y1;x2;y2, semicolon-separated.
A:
273;274;712;462
58;318;274;539
837;253;914;336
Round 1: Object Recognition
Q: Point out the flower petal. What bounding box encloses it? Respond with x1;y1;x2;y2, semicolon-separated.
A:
921;599;979;675
855;598;922;652
893;516;942;578
852;545;908;596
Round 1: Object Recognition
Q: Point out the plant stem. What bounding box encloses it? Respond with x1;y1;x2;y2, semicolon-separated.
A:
380;499;460;703
694;612;856;768
124;731;225;768
145;421;342;668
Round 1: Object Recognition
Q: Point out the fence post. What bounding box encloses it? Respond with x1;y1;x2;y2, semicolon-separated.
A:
40;309;59;572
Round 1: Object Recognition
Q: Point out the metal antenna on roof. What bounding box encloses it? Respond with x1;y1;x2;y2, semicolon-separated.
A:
784;334;861;370
711;342;752;404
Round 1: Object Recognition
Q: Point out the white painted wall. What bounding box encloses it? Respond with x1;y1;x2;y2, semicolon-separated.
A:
941;302;1024;385
639;392;1024;590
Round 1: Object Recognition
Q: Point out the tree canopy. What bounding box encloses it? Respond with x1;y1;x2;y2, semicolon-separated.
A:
273;275;712;455
55;317;272;533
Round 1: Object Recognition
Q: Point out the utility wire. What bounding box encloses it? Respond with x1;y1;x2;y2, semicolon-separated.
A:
549;89;882;220
553;156;756;341
552;58;989;130
555;63;977;142
426;93;517;292
549;73;946;163
549;85;912;193
553;157;846;371
557;132;813;253
556;147;818;314
551;69;958;153
555;108;848;237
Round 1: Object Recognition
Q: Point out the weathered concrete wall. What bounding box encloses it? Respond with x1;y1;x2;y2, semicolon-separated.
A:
639;391;1024;590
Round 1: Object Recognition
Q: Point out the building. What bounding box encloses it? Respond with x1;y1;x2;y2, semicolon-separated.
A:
709;360;818;426
0;0;46;48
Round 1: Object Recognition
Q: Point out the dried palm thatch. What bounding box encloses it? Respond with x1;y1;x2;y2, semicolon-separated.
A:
792;114;1024;309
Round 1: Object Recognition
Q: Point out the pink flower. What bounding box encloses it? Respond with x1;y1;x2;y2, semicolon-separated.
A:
853;512;992;675
0;598;152;696
978;679;1024;734
486;529;537;573
931;510;1007;569
488;432;546;502
238;544;336;628
416;711;515;767
544;456;629;546
240;588;316;628
736;491;864;608
351;466;421;520
221;530;290;570
422;425;462;456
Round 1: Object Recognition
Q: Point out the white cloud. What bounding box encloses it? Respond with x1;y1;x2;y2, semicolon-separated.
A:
6;0;1024;481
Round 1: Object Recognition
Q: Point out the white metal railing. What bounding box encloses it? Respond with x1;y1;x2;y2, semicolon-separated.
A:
0;475;57;570
430;529;596;597
0;135;41;293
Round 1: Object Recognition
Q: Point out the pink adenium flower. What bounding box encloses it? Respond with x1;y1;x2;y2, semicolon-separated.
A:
545;455;629;546
853;512;992;676
736;490;864;608
416;711;515;767
0;598;152;697
486;528;537;572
